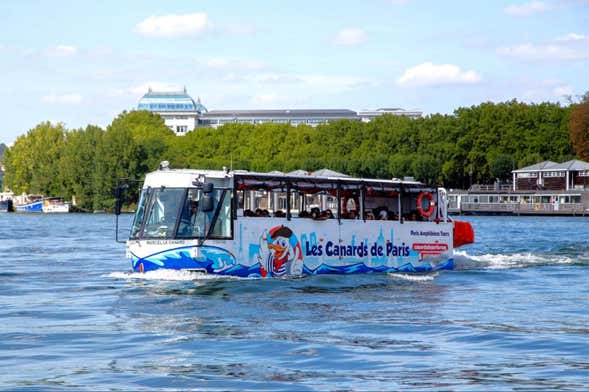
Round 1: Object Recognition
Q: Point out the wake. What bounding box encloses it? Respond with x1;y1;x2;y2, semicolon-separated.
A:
105;270;246;281
453;250;588;270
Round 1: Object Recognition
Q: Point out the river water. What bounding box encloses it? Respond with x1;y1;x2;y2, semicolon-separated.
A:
1;214;588;391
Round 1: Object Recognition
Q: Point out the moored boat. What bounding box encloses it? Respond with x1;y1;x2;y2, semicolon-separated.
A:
42;197;71;213
0;192;13;213
117;165;474;278
14;195;43;212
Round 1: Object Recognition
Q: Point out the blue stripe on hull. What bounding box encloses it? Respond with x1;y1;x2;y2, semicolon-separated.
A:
131;246;454;277
15;201;43;212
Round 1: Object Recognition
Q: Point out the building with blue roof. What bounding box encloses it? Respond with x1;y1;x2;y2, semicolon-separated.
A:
137;87;422;136
137;87;207;135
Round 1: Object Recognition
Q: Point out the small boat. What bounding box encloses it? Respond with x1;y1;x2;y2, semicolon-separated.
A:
42;197;71;213
15;195;43;212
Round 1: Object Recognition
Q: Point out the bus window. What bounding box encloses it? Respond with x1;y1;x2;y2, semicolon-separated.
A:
130;189;150;238
176;189;204;238
140;188;185;238
210;191;232;238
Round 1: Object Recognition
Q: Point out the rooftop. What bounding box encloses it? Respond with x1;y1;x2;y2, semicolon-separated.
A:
137;88;207;113
513;159;589;173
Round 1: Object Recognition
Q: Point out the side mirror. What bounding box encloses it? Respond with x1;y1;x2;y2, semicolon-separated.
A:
114;184;129;215
202;182;214;194
201;195;214;212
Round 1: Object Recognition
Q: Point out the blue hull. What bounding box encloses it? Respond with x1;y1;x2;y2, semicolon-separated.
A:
15;201;43;212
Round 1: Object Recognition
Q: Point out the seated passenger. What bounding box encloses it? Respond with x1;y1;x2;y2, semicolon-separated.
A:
365;209;375;220
311;207;325;220
299;210;310;218
323;209;334;219
378;209;388;220
347;210;357;220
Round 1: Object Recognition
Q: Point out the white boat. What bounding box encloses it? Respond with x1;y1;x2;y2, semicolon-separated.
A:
42;197;71;213
117;165;474;277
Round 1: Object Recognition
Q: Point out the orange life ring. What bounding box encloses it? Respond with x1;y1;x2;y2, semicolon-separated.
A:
416;192;435;218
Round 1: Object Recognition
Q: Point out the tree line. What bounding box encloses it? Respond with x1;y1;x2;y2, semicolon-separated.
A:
1;98;588;212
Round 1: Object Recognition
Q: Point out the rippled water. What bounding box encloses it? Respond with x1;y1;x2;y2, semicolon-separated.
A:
1;214;588;391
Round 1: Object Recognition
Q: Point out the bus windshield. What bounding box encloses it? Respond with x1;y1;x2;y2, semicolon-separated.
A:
130;187;232;240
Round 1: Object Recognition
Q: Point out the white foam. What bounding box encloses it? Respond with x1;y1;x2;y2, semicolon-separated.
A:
105;270;245;281
387;272;439;282
453;250;575;270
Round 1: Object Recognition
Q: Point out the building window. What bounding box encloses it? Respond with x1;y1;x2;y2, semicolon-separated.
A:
517;172;537;178
542;171;565;177
579;170;589;177
177;126;188;133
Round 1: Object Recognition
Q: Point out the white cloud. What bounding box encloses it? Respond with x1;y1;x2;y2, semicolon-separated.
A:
47;45;77;57
504;1;550;16
553;84;573;96
224;24;257;34
41;93;83;104
250;94;280;105
135;13;209;38
556;32;586;41
113;82;183;97
334;28;368;46
397;62;481;87
298;74;371;89
203;57;266;70
497;43;589;61
520;80;575;102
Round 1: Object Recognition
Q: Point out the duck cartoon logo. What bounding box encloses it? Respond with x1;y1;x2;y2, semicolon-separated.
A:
258;225;303;277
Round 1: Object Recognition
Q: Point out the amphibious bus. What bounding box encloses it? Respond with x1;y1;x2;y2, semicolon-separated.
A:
117;165;474;277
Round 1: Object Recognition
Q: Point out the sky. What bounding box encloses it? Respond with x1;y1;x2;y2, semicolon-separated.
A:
1;0;588;145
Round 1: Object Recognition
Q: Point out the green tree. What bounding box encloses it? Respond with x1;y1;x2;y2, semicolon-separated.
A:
2;122;66;195
490;154;515;181
412;155;441;184
60;125;103;210
111;110;175;172
93;126;139;211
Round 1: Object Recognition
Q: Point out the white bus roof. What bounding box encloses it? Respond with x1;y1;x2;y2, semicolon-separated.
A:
142;168;434;192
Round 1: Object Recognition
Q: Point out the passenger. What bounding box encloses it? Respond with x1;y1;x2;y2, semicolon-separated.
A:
244;209;255;217
261;209;270;217
365;209;375;220
255;208;263;216
324;209;334;219
378;209;388;220
274;210;285;218
407;210;418;221
311;207;325;220
299;210;310;218
189;199;199;216
347;210;357;220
